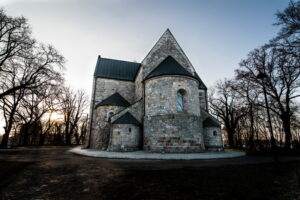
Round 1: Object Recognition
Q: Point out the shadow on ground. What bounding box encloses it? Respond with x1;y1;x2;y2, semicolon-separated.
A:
0;147;299;200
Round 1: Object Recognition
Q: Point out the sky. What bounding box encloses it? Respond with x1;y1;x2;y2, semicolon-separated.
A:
0;0;291;135
0;0;290;97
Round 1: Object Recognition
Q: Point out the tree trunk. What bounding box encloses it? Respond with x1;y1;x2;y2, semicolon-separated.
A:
65;133;71;145
227;128;235;147
22;124;30;146
39;133;45;146
0;131;9;148
282;115;292;150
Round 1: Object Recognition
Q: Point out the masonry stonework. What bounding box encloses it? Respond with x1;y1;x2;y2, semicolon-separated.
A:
108;124;141;152
145;76;200;116
86;29;223;152
94;78;135;105
203;127;223;151
144;114;204;152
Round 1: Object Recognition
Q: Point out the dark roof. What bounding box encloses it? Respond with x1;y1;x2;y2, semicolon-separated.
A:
194;72;207;90
203;118;221;127
94;56;141;81
144;56;195;81
112;112;141;126
95;93;130;108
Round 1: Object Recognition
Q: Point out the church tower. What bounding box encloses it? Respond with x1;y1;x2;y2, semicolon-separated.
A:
142;29;206;152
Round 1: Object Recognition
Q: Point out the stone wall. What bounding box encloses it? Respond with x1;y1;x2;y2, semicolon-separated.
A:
203;127;223;151
201;109;223;151
144;114;204;152
89;105;125;149
199;89;207;110
87;77;135;149
134;67;143;101
111;100;143;123
141;30;195;79
145;76;200;116
108;124;141;152
94;78;135;105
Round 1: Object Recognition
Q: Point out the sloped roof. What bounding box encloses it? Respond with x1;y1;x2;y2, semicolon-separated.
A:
95;93;130;108
94;56;141;81
194;72;207;90
144;56;195;81
203;117;221;127
112;112;141;126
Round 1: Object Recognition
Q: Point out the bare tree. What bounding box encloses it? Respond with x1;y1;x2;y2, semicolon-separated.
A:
209;79;247;147
0;9;34;71
238;47;300;150
74;114;88;145
271;0;300;48
0;44;64;148
60;87;88;145
16;85;60;146
231;74;261;149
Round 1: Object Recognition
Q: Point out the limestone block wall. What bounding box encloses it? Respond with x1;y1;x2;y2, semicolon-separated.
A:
108;124;141;152
144;114;205;152
141;31;195;79
134;67;143;101
145;76;200;116
110;100;143;123
203;127;223;151
89;106;125;149
199;89;207;110
94;78;135;104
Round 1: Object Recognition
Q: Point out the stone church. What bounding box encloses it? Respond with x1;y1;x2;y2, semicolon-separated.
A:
86;29;223;152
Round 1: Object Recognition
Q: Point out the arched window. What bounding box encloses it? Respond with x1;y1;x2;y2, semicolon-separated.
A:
177;89;185;112
213;131;217;136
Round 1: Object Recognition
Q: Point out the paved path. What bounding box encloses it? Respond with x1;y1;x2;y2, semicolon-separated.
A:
70;146;246;160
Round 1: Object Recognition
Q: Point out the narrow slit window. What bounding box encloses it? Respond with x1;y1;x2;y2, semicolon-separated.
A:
177;90;185;112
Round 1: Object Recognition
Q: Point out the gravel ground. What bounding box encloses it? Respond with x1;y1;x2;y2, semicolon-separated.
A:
0;146;300;200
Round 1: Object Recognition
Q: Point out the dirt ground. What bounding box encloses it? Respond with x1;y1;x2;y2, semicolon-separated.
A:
0;146;300;200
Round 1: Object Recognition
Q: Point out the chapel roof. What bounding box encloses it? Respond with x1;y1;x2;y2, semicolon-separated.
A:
112;112;141;126
94;56;141;81
95;93;130;108
203;117;221;127
143;56;196;81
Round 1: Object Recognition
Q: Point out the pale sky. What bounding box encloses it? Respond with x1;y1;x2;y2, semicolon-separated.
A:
0;0;291;135
1;0;290;97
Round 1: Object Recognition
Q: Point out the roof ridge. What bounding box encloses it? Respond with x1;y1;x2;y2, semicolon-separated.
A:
101;57;141;64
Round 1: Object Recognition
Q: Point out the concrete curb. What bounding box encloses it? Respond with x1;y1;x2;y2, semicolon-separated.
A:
69;147;246;160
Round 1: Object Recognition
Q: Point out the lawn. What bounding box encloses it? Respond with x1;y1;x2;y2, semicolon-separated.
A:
0;159;299;200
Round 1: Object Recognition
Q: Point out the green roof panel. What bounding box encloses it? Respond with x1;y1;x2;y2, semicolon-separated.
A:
94;56;140;81
95;93;130;108
112;112;141;126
